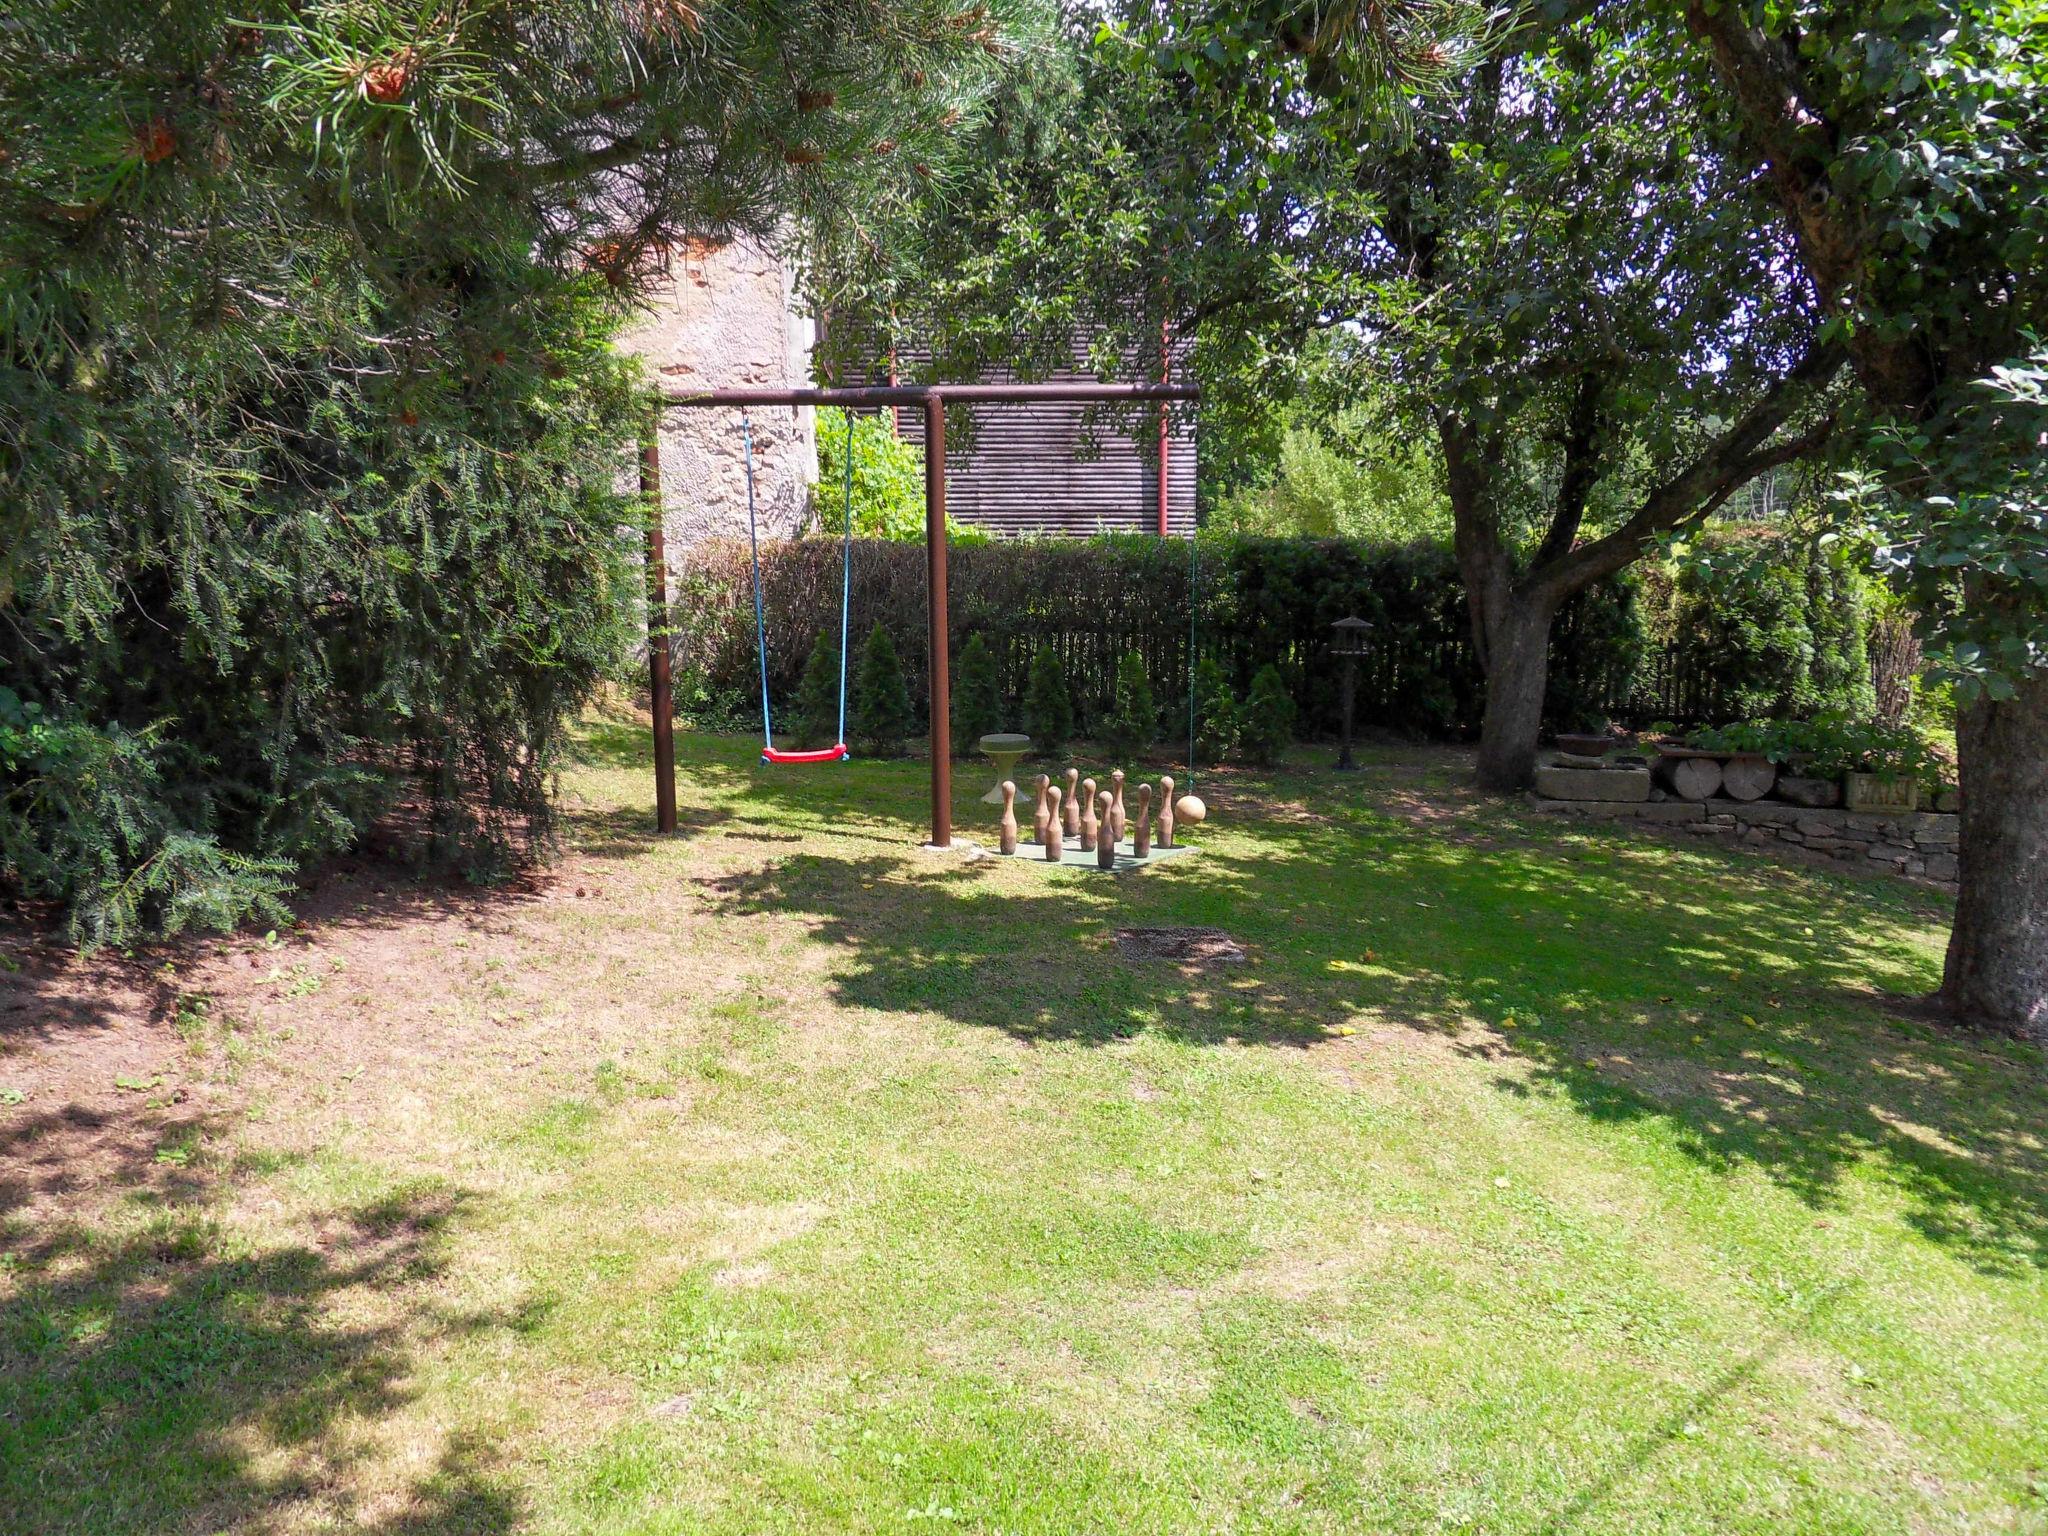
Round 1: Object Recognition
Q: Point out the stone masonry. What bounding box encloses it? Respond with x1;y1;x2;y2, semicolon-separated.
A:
616;236;818;550
1532;794;1960;887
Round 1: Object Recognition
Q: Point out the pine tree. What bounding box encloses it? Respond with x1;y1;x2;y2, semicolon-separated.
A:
952;633;1004;753
0;0;1030;941
853;624;914;755
792;630;842;748
1191;656;1241;765
1103;650;1158;759
1239;665;1297;767
1022;646;1075;756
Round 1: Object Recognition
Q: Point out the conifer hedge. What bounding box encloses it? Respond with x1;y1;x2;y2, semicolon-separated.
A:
672;534;1642;742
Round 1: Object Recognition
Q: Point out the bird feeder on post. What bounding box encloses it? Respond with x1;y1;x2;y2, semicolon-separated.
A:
1330;616;1373;772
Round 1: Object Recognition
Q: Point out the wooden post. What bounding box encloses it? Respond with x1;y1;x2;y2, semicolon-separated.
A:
641;418;677;835
926;395;952;848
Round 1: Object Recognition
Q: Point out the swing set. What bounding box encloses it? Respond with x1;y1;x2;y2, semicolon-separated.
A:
644;380;1201;849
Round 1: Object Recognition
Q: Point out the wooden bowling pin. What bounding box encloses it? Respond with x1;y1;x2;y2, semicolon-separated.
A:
1109;769;1128;845
1134;783;1153;857
999;781;1019;856
1157;775;1176;848
1079;777;1098;850
1031;774;1051;847
1095;791;1116;869
1062;769;1081;838
1043;787;1063;861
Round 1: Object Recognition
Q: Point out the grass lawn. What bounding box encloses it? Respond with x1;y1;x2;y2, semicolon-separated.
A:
3;717;2045;1534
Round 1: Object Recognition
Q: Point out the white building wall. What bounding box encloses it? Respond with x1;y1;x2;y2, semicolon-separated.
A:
617;236;817;549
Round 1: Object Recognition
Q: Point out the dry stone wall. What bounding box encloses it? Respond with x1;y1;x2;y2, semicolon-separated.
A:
1533;794;1960;887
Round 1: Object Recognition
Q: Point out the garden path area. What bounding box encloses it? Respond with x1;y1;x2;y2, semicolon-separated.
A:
3;719;2045;1534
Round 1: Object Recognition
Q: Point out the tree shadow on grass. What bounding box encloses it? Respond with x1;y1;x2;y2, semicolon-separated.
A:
0;1169;526;1534
703;794;2046;1278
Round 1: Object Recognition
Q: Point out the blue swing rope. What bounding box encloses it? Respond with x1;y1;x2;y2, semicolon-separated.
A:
743;409;854;763
836;406;853;747
742;412;773;754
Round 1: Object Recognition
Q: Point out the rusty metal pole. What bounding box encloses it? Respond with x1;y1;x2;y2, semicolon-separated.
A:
1157;318;1171;537
925;395;951;848
641;418;678;835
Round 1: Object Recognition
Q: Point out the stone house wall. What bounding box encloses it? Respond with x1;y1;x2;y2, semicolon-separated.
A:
616;236;817;551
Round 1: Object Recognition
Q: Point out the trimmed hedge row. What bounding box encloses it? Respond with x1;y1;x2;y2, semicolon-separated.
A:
667;535;1640;741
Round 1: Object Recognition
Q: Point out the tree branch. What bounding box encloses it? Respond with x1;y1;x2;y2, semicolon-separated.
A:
1529;370;1606;572
486;134;664;190
1527;342;1846;605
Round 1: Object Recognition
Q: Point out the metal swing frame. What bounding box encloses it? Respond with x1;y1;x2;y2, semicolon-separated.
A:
645;380;1200;848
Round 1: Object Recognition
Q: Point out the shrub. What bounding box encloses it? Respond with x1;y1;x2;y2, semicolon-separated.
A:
1190;656;1240;765
0;691;293;948
679;531;1876;743
952;633;1004;752
1647;528;1874;722
1238;665;1296;766
813;406;925;540
1688;714;1948;790
1102;650;1159;759
791;630;842;748
1023;646;1075;755
811;406;987;546
1211;407;1453;544
853;623;914;755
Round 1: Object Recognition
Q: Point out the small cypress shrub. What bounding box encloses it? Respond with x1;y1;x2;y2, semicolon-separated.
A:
1239;664;1296;766
791;629;841;747
951;633;1004;753
1103;649;1158;759
1022;645;1074;755
852;623;913;755
1191;656;1240;765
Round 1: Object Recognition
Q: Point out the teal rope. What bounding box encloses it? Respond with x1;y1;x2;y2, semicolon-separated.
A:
836;408;854;746
742;413;773;753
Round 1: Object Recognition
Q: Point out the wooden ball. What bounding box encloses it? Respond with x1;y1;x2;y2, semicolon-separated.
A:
1174;794;1206;825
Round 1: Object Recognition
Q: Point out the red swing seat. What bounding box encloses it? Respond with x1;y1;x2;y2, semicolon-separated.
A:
761;743;849;765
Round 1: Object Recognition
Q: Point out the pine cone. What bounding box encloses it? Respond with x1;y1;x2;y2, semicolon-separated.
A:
360;49;417;103
137;117;178;165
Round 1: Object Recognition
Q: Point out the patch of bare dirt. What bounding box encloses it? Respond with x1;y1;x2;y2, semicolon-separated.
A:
1115;927;1248;968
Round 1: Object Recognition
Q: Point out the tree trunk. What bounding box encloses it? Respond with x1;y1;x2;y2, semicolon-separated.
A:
1940;672;2048;1038
1475;599;1555;791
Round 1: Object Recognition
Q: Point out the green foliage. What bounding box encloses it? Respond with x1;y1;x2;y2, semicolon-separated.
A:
0;691;293;948
1237;666;1296;767
0;0;1030;940
1547;579;1649;736
813;407;927;541
1687;714;1949;792
1190;656;1240;765
1212;407;1452;544
692;534;1662;743
1102;650;1158;758
1688;4;2048;701
811;406;991;546
951;633;1005;752
791;631;843;749
1650;530;1875;723
1023;646;1076;755
853;624;914;755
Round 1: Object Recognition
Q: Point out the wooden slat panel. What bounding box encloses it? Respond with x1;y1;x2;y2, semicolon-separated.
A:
851;329;1198;538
